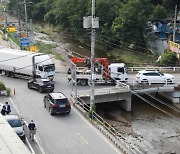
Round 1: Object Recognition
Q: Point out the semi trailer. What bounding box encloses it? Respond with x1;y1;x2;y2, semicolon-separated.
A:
0;48;55;80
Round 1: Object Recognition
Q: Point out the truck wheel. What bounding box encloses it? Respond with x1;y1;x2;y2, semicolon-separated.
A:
5;71;10;77
28;83;32;89
11;72;15;78
80;79;87;86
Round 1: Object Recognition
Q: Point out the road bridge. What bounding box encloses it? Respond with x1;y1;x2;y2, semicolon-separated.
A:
76;83;180;112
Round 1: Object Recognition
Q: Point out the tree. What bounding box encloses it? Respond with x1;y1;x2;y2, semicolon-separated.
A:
160;49;178;66
152;5;168;20
112;0;153;50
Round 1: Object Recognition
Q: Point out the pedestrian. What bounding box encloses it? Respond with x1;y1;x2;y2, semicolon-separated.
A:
28;120;36;141
5;102;11;114
1;106;7;115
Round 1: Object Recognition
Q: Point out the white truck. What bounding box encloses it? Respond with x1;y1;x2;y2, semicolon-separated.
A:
0;48;55;80
67;57;128;85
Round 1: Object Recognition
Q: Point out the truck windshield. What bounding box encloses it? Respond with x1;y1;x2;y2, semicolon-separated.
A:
44;64;55;72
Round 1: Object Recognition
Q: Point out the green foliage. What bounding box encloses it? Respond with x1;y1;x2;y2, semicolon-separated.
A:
112;0;153;45
54;53;65;62
160;50;178;66
0;81;6;91
151;5;167;20
6;87;11;97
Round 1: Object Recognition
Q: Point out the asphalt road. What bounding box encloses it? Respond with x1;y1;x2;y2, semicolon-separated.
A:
0;72;121;154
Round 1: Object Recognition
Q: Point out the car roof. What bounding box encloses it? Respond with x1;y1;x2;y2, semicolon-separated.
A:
49;92;67;99
4;114;20;120
138;70;158;73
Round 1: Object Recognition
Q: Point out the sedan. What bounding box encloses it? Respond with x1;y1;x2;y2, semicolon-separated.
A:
28;78;54;93
135;70;174;84
4;114;26;141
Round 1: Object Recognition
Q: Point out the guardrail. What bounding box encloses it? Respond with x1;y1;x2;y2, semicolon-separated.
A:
77;85;130;97
127;67;180;73
73;96;143;154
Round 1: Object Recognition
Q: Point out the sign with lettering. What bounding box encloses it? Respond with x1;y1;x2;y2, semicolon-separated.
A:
168;41;180;53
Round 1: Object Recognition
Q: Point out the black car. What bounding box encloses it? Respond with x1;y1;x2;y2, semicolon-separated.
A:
28;78;54;93
4;114;26;141
43;92;71;115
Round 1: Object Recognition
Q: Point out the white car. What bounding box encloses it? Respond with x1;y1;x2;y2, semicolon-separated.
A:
135;70;174;84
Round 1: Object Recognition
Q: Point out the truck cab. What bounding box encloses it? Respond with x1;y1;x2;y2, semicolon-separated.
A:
108;63;128;82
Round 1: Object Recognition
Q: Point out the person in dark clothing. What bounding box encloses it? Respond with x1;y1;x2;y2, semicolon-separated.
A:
28;120;36;141
1;106;7;115
5;102;11;114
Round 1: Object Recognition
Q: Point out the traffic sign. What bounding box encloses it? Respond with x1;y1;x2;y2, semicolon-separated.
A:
20;38;30;46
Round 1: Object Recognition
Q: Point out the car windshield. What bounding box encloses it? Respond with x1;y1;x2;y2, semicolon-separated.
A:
55;98;68;105
44;64;55;72
7;119;22;127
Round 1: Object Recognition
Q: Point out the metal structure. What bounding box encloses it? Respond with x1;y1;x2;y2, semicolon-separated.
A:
24;0;28;37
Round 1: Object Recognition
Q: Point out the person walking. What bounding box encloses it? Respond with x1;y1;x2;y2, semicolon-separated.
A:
1;106;7;115
5;102;11;114
28;120;36;141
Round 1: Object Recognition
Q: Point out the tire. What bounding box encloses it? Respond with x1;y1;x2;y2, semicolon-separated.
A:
49;108;53;115
11;72;15;78
28;83;32;89
5;71;10;77
44;102;46;108
80;79;87;86
67;111;70;114
39;87;43;93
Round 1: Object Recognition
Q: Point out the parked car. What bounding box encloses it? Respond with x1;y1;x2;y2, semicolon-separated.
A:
0;103;3;112
28;78;54;93
4;114;26;141
135;70;174;84
43;92;71;115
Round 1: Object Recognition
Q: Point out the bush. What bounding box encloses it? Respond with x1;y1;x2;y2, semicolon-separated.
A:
160;49;178;66
0;82;6;91
6;87;11;96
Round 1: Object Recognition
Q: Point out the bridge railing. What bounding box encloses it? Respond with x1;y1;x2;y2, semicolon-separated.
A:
74;96;142;154
127;66;180;73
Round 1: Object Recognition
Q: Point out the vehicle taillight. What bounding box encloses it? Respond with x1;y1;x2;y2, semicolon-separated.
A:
66;103;71;107
52;104;58;107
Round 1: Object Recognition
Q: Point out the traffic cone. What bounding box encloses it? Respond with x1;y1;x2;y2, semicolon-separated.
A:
13;88;16;95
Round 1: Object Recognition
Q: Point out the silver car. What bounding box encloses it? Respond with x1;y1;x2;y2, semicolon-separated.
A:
4;114;26;141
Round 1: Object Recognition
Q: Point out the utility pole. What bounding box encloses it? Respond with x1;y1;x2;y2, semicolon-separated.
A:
173;5;177;42
90;0;96;111
18;0;21;36
24;0;28;37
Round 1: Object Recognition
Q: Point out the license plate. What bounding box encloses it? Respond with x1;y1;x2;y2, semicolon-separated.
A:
47;86;51;88
60;105;65;107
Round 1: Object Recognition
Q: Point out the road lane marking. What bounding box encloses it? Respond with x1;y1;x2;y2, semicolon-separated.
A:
9;97;46;154
25;137;35;154
76;133;88;144
72;106;121;153
9;97;20;114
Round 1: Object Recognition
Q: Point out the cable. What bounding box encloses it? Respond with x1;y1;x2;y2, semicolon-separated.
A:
97;34;150;52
